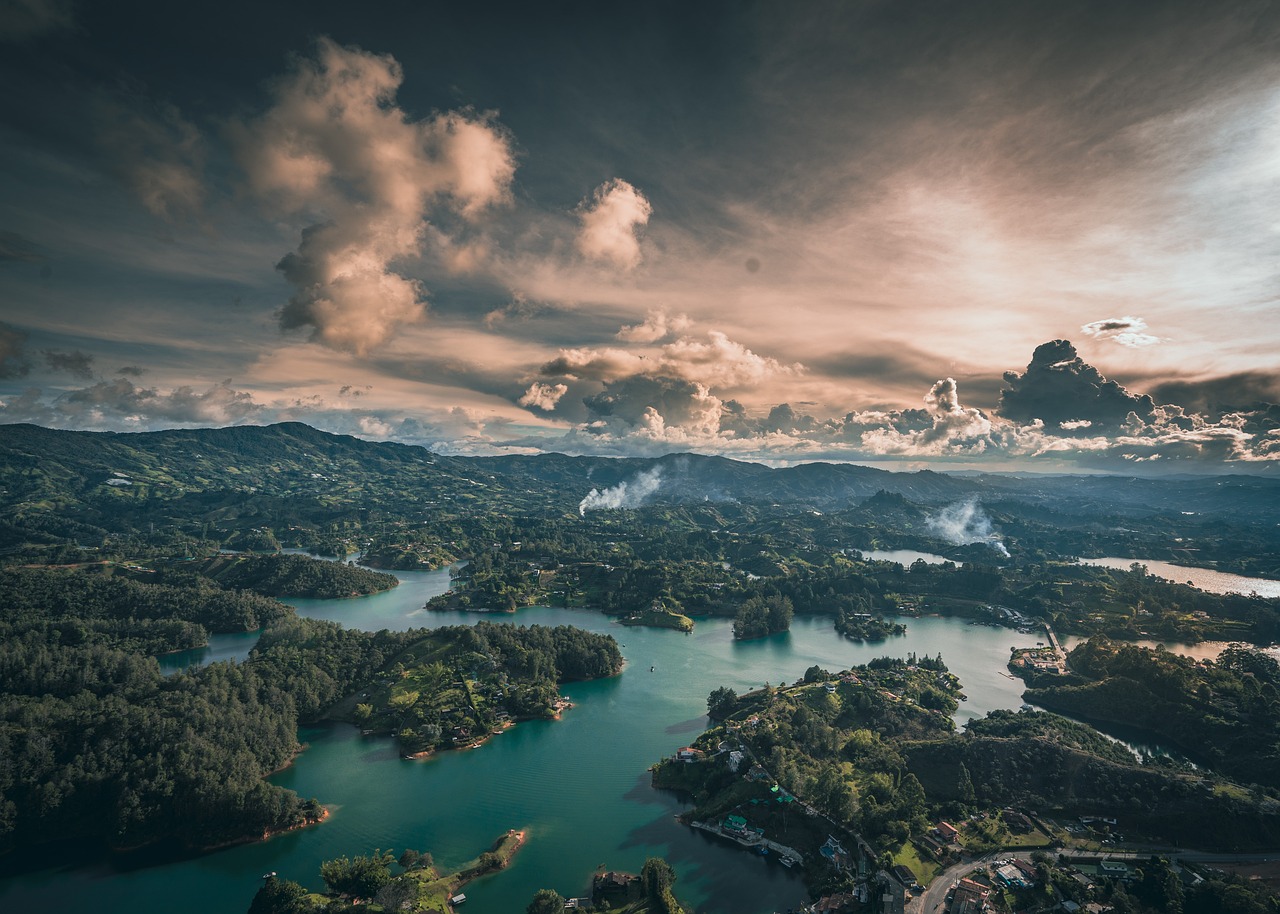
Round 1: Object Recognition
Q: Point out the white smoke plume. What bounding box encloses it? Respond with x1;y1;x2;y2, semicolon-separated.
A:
925;498;1010;557
578;467;663;515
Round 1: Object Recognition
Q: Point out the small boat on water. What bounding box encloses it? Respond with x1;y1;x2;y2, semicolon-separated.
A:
779;856;797;868
650;665;655;672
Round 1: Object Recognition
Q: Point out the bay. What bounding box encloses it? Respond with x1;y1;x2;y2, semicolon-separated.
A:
1;567;1043;914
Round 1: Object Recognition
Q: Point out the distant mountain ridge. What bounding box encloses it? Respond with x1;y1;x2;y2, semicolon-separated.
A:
2;421;1279;521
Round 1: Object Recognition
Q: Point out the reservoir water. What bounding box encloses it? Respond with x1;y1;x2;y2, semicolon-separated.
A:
1078;556;1280;599
1;566;1045;914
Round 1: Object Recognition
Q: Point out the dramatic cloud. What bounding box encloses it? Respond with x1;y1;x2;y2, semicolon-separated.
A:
579;466;663;514
1149;371;1280;418
0;323;30;379
576;178;652;270
617;309;690;343
94;95;205;220
998;340;1156;433
518;381;568;412
232;38;517;354
42;349;94;380
542;330;800;390
1080;316;1163;348
860;378;995;456
925;499;1009;557
583;375;724;439
0;378;264;428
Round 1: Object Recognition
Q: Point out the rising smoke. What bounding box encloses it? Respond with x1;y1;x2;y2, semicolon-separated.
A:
578;467;663;515
925;498;1010;557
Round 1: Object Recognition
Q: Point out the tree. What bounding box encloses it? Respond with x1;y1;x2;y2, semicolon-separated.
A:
707;686;738;719
527;888;566;914
320;849;395;899
957;762;976;806
248;878;309;914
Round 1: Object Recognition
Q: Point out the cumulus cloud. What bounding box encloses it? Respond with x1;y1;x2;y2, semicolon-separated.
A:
576;178;652;270
1080;315;1163;348
860;378;995;456
0;378;264;428
117;365;147;377
232;38;517;355
518;381;568;411
0;322;30;378
583;375;724;439
617;309;690;342
42;349;94;380
998;339;1156;433
542;330;801;390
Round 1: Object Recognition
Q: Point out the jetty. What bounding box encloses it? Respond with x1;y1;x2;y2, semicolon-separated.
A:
690;819;803;864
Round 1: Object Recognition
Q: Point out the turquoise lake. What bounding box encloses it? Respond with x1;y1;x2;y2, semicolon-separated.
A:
0;564;1045;914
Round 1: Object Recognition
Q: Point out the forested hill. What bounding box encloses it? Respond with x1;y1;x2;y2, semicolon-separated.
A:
4;422;1280;524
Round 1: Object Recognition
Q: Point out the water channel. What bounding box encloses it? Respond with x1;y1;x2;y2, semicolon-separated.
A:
0;562;1119;914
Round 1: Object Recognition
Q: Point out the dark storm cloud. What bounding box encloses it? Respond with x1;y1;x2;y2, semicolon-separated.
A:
0;230;45;263
42;349;94;380
0;322;30;378
583;375;720;431
1149;372;1280;417
998;340;1156;433
117;365;147;377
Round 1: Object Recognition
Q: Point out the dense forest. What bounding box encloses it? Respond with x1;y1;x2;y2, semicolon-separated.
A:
0;590;621;854
1019;639;1280;789
657;653;1280;900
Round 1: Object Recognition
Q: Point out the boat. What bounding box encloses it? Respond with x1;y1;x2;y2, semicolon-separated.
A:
650;665;655;672
779;856;797;868
757;845;768;855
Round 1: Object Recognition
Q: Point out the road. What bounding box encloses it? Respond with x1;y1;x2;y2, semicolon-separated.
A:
907;852;1029;914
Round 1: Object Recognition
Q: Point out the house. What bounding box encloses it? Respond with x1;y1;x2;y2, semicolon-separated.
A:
919;835;948;859
728;750;745;772
1012;859;1038;882
950;879;990;914
1099;860;1130;877
592;871;637;902
813;891;856;912
995;863;1029;888
892;864;916;887
449;893;467;906
936;821;959;842
1002;808;1035;833
676;746;704;763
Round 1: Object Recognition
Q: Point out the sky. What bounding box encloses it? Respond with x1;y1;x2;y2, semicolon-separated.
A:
1;0;1278;472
